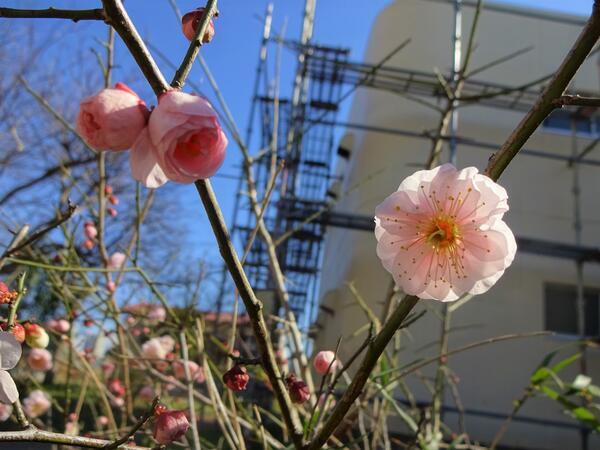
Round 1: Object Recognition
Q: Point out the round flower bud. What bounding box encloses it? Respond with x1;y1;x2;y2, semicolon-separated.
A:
1;322;25;343
23;323;49;349
181;8;216;43
222;365;249;391
76;82;149;151
153;409;190;444
313;350;338;375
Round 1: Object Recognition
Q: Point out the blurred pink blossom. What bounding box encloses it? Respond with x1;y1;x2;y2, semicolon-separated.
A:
23;390;51;418
374;164;517;302
76;82;149;151
0;403;12;421
138;385;156;401
27;348;53;372
108;252;126;269
172;360;205;383
84;221;98;239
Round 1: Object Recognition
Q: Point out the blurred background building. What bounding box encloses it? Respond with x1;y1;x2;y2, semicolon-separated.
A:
311;1;600;449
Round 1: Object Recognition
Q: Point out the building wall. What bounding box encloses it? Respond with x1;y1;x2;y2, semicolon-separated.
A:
315;1;600;448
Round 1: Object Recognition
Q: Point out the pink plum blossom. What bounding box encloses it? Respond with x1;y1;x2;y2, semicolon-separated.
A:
76;82;149;151
97;415;109;426
130;91;227;188
108;252;126;269
374;164;516;302
313;350;338;375
27;348;53;372
142;335;174;361
23;390;51;418
0;331;21;404
148;305;167;324
106;281;117;293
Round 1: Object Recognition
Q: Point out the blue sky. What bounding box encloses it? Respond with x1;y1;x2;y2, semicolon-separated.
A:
1;0;595;304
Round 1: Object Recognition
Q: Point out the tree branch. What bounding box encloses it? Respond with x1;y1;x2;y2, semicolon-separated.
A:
0;7;105;22
0;428;146;449
485;0;600;181
101;0;170;95
102;397;159;449
554;94;600;108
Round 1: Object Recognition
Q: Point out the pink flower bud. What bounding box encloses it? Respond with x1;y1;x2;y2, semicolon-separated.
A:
104;185;113;195
83;239;95;250
27;348;53;371
84;222;98;239
108;195;119;205
222;365;249;391
106;281;117;293
313;350;338;375
55;319;70;334
23;323;49;349
181;8;216;43
97;415;109;426
76;82;149;151
286;374;310;404
130;91;227;188
68;412;77;422
108;378;125;397
107;207;118;217
111;396;124;408
153;410;190;444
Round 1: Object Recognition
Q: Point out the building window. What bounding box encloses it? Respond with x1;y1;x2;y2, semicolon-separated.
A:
542;110;600;138
544;283;600;337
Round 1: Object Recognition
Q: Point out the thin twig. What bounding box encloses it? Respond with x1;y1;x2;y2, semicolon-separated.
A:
103;397;160;450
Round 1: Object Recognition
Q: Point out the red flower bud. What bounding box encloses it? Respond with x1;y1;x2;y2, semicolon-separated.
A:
0;322;25;343
83;239;95;250
181;8;216;43
108;195;119;205
84;319;93;327
107;207;118;217
286;374;310;404
153;410;190;444
222;365;249;391
104;185;113;195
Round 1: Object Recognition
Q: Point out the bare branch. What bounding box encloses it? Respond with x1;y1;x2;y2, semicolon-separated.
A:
0;7;105;22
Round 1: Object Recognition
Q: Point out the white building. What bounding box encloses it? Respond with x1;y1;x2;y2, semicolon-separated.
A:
315;1;600;448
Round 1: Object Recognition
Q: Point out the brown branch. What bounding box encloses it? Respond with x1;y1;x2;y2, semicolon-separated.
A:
101;0;170;95
554;94;600;108
0;7;105;22
103;397;160;449
195;180;304;448
304;295;420;450
170;0;218;89
0;428;146;449
485;0;600;181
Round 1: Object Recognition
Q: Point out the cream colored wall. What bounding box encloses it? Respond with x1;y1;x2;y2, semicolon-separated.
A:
316;1;600;448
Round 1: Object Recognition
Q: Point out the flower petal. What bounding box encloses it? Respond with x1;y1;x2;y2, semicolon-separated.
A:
0;331;21;370
0;370;18;404
130;128;169;189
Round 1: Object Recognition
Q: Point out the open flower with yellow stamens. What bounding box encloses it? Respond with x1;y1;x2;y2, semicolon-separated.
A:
374;164;516;302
